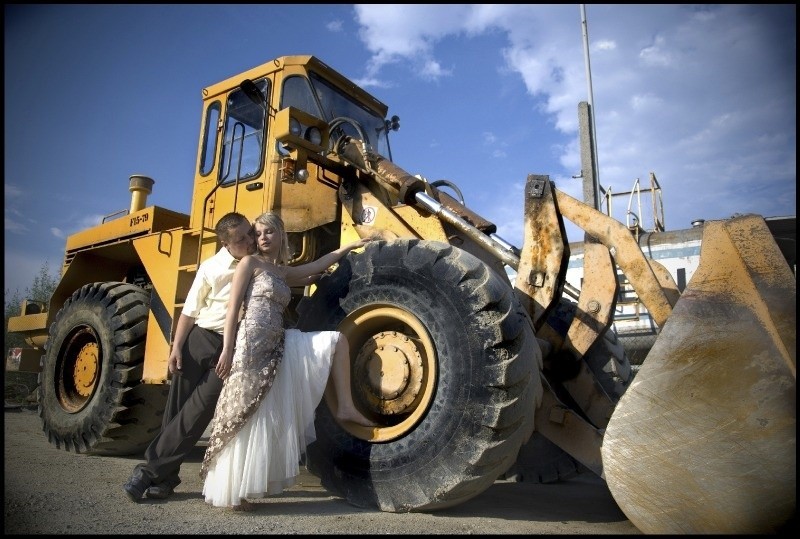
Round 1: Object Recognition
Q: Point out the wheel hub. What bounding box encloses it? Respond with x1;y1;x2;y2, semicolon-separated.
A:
56;326;101;412
73;342;99;398
355;331;423;415
334;304;437;442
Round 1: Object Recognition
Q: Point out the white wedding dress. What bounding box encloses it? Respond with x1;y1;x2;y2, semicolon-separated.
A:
201;269;338;507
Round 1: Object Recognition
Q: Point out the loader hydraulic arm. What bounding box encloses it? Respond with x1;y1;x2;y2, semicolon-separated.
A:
553;187;677;327
335;137;521;267
514;174;678;330
293;115;676;374
333;135;677;338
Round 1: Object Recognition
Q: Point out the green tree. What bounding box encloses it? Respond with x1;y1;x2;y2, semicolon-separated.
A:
4;261;58;352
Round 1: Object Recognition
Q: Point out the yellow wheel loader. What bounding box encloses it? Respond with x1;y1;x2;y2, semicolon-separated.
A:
7;55;794;533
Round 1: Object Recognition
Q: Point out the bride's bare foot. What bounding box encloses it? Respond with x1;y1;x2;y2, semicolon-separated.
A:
231;499;254;512
336;406;378;427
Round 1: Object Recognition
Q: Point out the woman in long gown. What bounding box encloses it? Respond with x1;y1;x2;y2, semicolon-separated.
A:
201;212;375;510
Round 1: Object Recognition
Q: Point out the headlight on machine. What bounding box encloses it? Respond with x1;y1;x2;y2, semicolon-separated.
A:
306;126;322;146
275;107;329;154
289;117;303;137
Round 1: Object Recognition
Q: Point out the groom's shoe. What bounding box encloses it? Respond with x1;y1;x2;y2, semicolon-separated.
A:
123;466;152;503
146;476;181;499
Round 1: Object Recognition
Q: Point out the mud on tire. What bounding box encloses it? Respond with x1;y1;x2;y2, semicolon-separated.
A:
39;282;167;455
297;239;543;512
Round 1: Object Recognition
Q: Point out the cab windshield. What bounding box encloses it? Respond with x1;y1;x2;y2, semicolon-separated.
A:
282;72;392;159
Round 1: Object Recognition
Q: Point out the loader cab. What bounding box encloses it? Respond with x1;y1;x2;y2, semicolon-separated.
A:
189;55;394;255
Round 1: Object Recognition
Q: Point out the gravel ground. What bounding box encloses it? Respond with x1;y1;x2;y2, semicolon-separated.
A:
4;405;641;535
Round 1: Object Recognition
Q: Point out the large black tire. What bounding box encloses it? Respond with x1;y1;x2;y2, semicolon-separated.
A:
584;325;632;399
296;239;542;512
502;297;632;483
500;433;581;483
546;298;632;399
39;282;167;456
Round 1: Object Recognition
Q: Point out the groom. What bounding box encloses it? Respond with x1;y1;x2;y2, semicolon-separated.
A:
123;212;255;502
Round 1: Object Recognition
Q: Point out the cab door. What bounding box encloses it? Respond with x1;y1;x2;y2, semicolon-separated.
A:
191;77;272;231
212;77;271;221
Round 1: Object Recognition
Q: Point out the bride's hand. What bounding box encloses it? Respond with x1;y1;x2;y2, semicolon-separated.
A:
350;237;372;250
215;349;234;380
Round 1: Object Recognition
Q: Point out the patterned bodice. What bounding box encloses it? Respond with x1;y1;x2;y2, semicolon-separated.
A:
242;269;291;329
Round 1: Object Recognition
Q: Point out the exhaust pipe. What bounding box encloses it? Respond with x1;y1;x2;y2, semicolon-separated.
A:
129;174;155;213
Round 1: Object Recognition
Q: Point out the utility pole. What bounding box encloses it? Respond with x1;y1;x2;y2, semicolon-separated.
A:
578;101;599;210
580;4;601;211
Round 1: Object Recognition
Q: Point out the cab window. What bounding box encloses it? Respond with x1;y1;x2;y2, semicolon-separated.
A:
199;101;221;177
219;78;270;184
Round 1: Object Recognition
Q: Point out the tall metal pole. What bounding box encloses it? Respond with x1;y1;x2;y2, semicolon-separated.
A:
580;4;601;211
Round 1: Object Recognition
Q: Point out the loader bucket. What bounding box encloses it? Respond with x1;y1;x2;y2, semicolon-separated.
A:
601;215;795;534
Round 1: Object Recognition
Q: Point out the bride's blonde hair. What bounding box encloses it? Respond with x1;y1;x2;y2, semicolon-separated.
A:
254;212;291;264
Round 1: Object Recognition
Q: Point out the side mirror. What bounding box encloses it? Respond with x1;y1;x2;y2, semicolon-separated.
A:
240;79;266;109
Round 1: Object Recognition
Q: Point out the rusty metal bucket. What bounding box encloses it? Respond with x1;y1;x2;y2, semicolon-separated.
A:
602;215;796;534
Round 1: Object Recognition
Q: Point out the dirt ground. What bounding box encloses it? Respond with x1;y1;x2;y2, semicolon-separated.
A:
4;404;641;535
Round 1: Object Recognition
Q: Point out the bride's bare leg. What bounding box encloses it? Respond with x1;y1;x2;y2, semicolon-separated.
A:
331;335;377;427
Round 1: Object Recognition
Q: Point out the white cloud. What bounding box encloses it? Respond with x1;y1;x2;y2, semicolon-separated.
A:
420;59;451;80
352;4;795;241
639;36;674;67
593;40;616;52
5;216;29;234
5;183;24;198
48;214;105;240
352;76;392;90
326;19;343;33
354;4;476;79
5;206;38;234
630;93;663;112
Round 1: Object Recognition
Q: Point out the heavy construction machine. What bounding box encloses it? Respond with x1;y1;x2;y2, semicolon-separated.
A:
7;55;794;534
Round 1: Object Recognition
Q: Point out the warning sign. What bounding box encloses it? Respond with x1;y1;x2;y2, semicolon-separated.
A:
7;348;22;370
6;348;41;372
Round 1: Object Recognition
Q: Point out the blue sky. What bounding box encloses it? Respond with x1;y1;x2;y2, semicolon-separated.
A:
4;4;796;296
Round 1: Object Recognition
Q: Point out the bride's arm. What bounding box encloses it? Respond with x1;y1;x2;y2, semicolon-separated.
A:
283;238;370;285
215;255;256;379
